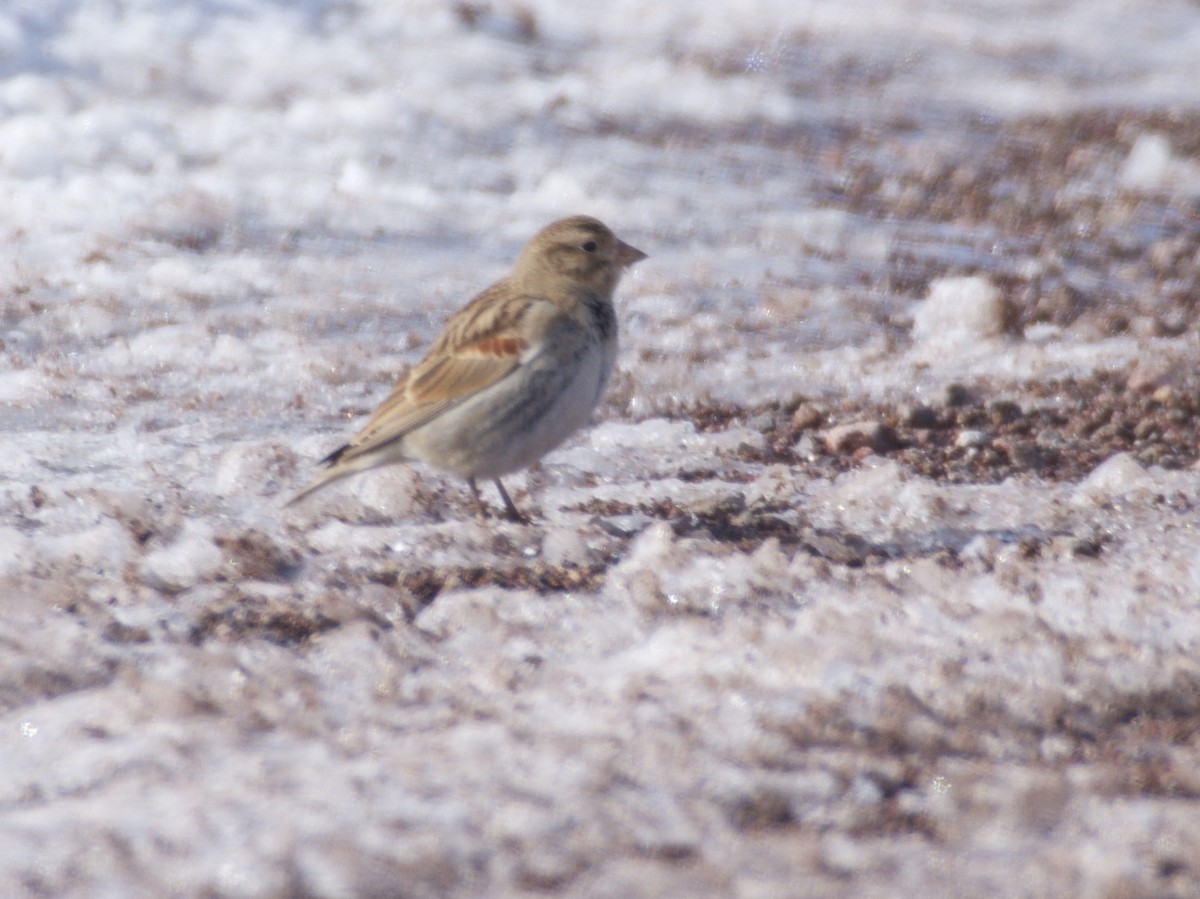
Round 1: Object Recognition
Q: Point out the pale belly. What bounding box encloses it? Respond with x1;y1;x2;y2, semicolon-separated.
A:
401;338;614;479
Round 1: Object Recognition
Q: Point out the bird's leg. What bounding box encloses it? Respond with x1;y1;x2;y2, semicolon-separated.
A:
493;478;527;523
467;477;491;520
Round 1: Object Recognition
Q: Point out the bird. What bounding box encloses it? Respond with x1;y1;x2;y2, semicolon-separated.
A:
288;215;647;521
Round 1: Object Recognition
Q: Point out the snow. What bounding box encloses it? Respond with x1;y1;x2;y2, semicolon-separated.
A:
1121;132;1200;195
913;276;1011;345
4;0;1200;896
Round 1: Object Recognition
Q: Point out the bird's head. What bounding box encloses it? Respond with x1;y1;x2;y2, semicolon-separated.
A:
513;215;646;299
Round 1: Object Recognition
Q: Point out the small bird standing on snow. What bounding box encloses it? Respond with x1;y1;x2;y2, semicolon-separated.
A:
289;215;647;521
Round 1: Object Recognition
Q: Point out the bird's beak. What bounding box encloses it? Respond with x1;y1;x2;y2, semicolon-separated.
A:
615;240;648;268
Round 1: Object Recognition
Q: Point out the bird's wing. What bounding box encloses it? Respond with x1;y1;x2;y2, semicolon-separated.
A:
325;284;559;467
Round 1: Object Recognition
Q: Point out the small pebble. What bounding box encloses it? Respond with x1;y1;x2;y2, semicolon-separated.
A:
1151;385;1176;406
955;429;991;449
940;383;975;407
823;421;898;454
790;403;825;432
988;400;1022;425
900;404;939;429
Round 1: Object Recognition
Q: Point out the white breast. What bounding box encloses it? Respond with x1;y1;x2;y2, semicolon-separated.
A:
403;335;616;480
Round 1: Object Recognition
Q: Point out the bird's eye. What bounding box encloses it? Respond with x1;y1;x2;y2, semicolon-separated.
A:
581;240;598;253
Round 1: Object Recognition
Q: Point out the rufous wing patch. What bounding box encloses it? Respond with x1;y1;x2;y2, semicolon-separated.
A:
470;334;529;358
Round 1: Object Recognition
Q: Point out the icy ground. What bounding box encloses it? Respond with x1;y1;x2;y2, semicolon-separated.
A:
4;0;1200;896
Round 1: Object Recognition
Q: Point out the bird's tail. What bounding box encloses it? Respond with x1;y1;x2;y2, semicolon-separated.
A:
285;449;385;507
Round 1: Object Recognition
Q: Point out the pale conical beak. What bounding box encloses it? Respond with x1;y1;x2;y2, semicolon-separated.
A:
615;239;648;268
